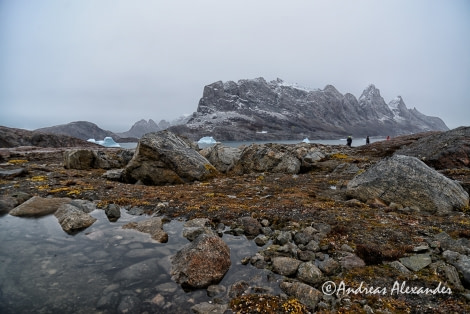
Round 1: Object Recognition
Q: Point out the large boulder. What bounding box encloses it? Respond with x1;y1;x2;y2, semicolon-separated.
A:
199;143;242;173
63;149;133;170
171;233;231;289
346;155;469;215
233;143;301;174
395;126;470;170
9;196;71;217
121;131;218;185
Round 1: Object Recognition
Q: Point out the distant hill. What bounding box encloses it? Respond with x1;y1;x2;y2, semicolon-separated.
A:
116;119;161;138
0;126;100;148
116;117;191;139
169;77;449;141
36;121;121;141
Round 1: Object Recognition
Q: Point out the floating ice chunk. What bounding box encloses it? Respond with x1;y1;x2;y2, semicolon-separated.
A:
90;137;120;147
302;138;310;143
101;137;120;147
198;136;217;144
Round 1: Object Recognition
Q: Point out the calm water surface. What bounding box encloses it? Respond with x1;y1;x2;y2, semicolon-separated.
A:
120;137;385;149
0;210;279;313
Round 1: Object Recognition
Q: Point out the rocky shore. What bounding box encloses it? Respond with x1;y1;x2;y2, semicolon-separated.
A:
1;127;469;313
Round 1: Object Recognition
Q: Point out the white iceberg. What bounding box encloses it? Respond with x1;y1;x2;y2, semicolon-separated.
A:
302;138;310;143
88;137;120;148
198;136;217;144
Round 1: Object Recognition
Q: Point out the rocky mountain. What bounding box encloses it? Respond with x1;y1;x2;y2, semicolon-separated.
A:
169;78;448;141
0;126;99;148
36;121;119;141
116;119;161;139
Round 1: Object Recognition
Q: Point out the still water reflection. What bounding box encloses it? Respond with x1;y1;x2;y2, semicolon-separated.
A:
0;209;279;313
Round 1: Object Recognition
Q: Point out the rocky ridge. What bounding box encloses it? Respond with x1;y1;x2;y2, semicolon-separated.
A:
0;125;101;148
169;78;448;141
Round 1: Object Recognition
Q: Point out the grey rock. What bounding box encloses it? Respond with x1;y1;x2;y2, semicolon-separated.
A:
54;203;97;234
294;230;314;246
271;257;301;276
117;295;141;314
0;192;31;215
442;250;470;286
63;149;129;170
274;230;293;246
340;244;355;253
297;262;324;285
317;258;340;275
199;143;242;173
183;218;215;241
96;292;120;310
191;302;228;314
105;204;121;222
237;216;262;237
102;169;124;181
429;261;465;292
305;240;320;252
254;235;269;246
434;232;470;255
234;143;301;174
122;217;168;243
114;258;161;283
280;280;323;310
339;253;366;269
69;199;96;213
346;155;469;214
206;284;227;297
298;250;316;262
122;130;218;185
171;234;231;289
0;168;27;179
389;261;411;274
10;196;71;217
399;254;432;272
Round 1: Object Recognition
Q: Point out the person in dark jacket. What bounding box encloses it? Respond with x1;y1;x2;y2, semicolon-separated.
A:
366;136;370;145
346;136;352;147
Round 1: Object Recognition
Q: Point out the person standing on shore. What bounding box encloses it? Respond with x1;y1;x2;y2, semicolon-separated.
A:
347;136;352;147
366;136;370;145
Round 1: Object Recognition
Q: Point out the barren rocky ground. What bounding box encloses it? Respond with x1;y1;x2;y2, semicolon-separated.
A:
1;133;470;313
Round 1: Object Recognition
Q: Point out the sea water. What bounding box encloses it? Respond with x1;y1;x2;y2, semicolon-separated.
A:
120;137;386;149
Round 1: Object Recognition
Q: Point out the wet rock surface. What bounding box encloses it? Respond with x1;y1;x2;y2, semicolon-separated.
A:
171;233;231;289
9;196;71;217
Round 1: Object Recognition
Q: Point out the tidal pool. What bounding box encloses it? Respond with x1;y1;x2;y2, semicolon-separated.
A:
0;209;281;313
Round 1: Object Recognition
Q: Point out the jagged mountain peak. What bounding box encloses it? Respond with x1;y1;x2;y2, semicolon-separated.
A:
359;84;382;100
388;96;406;110
168;78;449;141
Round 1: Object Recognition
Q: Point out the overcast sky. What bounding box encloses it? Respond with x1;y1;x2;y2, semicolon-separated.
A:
1;0;469;132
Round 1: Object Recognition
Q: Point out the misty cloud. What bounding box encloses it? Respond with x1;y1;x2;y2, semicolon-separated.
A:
1;0;469;132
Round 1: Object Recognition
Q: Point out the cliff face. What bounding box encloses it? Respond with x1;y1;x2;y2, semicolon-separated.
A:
169;78;448;141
